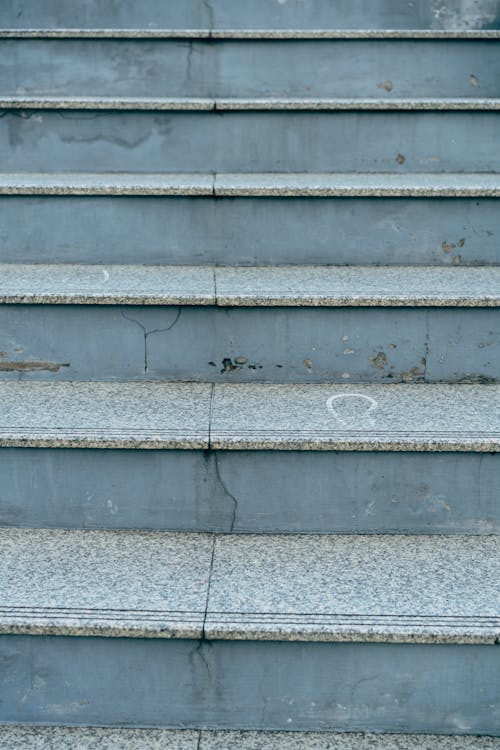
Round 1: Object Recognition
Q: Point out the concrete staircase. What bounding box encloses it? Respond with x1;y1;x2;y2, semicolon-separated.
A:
0;1;499;745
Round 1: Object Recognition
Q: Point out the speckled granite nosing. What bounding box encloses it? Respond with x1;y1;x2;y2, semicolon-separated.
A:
0;728;496;750
0;725;199;748
0;264;216;305
214;266;500;307
200;732;500;749
0;172;214;196
0;381;211;449
214;173;500;198
210;383;500;452
0;28;499;38
0;528;213;639
2;530;497;643
205;534;500;644
2;264;498;307
0;173;499;197
2;96;499;110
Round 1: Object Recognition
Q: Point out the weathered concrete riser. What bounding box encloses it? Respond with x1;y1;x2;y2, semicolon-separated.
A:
1;0;499;31
0;449;497;533
1;636;498;733
0;306;497;383
0;196;496;265
2;111;499;173
2;40;499;97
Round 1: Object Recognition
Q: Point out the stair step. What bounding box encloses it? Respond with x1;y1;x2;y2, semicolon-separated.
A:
0;172;499;197
1;264;498;307
0;382;497;451
3;111;497;174
1;528;498;643
2;29;500;38
2;95;500;110
0;728;496;750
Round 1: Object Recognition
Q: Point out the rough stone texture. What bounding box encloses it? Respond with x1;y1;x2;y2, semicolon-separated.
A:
210;383;500;451
215;265;500;307
2;264;498;307
1;173;498;198
201;732;500;749
0;264;216;305
1;96;500;109
0;726;200;748
0;30;498;38
0;727;496;749
0;529;497;644
0;381;212;448
205;534;500;644
0;528;213;638
214;173;500;197
0;172;214;195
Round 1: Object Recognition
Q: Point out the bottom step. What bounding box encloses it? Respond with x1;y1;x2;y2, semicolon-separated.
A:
0;727;497;749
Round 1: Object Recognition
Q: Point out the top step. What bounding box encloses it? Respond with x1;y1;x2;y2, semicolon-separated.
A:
1;0;500;37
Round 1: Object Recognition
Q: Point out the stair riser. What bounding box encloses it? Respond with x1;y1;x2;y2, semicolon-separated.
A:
1;196;496;265
1;449;497;534
0;306;497;383
2;0;499;31
2;111;498;173
2;40;498;98
1;636;497;733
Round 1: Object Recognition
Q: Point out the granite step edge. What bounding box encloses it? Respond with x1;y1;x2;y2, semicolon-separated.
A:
1;263;499;307
1;28;499;38
2;96;499;110
0;727;497;749
0;172;499;197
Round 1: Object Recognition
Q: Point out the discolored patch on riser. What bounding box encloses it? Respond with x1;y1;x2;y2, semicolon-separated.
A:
0;306;497;383
2;39;499;97
0;196;496;265
0;636;498;733
2;111;499;173
0;449;497;534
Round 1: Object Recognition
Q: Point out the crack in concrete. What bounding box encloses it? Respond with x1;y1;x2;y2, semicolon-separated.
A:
423;309;430;381
120;307;182;373
214;452;239;532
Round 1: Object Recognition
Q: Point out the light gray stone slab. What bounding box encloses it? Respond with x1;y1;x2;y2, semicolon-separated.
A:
215;97;500;110
1;30;499;38
206;534;500;644
0;726;199;749
201;732;500;750
0;728;495;750
210;383;500;451
0;381;211;448
0;172;214;195
0;96;215;109
214;173;500;197
2;96;500;110
0;264;215;305
215;265;500;307
0;528;213;638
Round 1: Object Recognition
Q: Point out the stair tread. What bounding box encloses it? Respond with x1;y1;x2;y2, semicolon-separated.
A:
2;96;499;110
1;28;499;38
0;728;496;749
0;382;498;451
1;528;498;643
0;172;499;197
0;381;212;449
1;263;498;307
210;383;499;451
